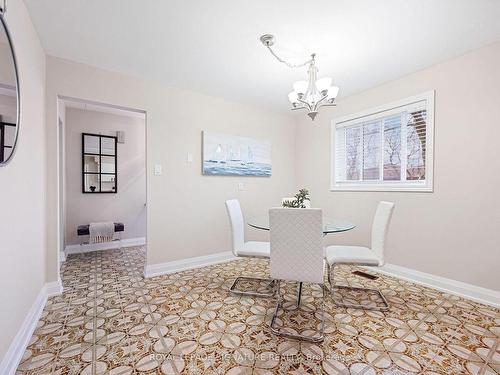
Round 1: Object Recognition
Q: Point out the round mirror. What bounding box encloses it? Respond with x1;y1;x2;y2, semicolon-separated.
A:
0;12;20;166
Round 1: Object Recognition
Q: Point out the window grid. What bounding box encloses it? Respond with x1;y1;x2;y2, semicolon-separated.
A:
331;92;434;192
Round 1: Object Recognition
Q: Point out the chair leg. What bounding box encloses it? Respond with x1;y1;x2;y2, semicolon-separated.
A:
296;282;303;307
270;281;326;343
229;276;277;298
328;263;389;311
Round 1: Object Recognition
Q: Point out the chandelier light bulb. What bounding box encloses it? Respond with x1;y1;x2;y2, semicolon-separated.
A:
315;77;332;93
288;91;299;104
327;86;340;99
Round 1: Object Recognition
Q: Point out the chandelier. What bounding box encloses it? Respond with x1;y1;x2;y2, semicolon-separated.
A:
260;34;339;120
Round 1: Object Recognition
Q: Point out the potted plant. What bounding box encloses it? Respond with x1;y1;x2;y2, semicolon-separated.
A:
282;189;310;208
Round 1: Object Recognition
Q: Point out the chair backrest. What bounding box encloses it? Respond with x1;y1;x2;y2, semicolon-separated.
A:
370;201;395;265
269;208;324;285
225;199;245;256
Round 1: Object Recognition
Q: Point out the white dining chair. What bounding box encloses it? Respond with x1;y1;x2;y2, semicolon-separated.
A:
325;201;395;311
269;208;326;342
225;199;276;298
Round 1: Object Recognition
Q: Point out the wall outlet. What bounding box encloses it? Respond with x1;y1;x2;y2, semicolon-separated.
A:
187;153;193;163
154;164;162;176
238;182;245;191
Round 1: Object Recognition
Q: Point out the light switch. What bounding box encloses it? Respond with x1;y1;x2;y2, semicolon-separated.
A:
187;153;193;163
154;164;162;176
238;182;245;191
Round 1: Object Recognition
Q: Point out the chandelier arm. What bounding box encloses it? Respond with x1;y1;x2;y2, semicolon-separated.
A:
296;97;313;111
315;94;330;106
265;45;313;69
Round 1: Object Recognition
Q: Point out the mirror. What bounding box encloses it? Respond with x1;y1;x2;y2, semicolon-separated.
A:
101;137;116;155
0;12;20;166
82;133;117;193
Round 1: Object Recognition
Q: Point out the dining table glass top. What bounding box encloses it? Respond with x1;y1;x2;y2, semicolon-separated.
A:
247;215;355;234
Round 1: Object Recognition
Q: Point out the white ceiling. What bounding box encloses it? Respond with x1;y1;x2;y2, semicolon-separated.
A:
24;0;500;113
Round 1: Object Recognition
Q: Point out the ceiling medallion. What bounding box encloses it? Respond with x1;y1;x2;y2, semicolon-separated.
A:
260;34;339;121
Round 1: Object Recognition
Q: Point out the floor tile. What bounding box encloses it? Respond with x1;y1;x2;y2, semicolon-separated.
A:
15;246;500;374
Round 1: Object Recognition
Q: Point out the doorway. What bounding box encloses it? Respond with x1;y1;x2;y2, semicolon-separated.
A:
56;96;147;285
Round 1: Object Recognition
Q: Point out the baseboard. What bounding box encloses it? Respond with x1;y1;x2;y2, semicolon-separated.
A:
0;280;63;375
45;278;64;296
65;237;146;255
145;251;235;278
371;263;500;308
59;251;66;263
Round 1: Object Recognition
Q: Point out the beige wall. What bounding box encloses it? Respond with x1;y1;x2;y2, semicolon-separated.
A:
45;56;296;281
0;0;46;362
64;107;146;245
295;42;500;291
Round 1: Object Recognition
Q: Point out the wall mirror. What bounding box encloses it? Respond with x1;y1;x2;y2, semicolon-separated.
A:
82;133;118;193
0;9;21;165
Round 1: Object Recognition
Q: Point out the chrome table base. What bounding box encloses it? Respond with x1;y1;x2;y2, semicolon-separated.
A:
229;263;390;343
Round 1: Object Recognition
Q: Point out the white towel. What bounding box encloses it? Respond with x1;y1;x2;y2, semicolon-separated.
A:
89;221;115;244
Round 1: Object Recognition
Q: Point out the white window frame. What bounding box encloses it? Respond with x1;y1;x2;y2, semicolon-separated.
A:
330;91;434;192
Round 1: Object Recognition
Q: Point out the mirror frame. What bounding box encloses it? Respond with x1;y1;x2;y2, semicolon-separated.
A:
0;9;21;167
82;133;118;194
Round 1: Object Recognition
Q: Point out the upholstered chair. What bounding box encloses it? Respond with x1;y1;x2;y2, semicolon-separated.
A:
225;199;275;297
325;201;395;311
269;207;326;342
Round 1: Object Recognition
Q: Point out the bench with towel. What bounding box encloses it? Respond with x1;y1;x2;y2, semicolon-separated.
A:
89;222;115;244
77;222;124;244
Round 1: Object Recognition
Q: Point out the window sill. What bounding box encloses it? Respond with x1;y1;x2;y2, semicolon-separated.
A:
330;184;433;192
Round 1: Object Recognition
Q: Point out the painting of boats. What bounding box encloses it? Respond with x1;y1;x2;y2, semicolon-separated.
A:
202;131;271;176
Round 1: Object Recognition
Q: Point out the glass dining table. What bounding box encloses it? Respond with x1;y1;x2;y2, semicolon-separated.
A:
247;215;356;304
248;216;355;235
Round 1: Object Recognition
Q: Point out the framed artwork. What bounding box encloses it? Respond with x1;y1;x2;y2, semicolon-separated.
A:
202;131;271;176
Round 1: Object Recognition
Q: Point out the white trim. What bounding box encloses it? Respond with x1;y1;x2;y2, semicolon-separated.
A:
45;279;64;296
59;251;66;263
330;91;435;192
60;95;146;118
65;237;146;255
370;263;500;308
334;92;434;126
331;182;433;192
0;281;63;375
145;251;235;278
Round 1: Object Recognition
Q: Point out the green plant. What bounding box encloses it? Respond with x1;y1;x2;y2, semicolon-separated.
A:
282;188;310;208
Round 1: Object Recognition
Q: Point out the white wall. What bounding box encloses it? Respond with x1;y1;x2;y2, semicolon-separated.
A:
295;41;500;291
64;107;146;245
45;56;297;282
0;0;46;362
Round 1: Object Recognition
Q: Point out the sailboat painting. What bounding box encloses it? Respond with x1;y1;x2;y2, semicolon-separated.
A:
202;131;272;176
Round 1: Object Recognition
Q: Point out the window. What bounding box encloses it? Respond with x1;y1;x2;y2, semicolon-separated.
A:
82;133;118;193
331;91;434;191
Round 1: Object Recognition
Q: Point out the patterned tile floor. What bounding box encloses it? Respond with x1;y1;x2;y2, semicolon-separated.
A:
16;246;499;374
